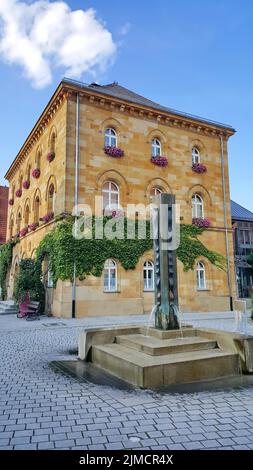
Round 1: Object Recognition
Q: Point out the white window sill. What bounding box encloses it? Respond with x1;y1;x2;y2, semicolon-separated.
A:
197;288;210;292
143;289;155;292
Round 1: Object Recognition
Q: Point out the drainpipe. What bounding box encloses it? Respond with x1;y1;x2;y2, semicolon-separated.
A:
72;93;80;318
220;134;233;311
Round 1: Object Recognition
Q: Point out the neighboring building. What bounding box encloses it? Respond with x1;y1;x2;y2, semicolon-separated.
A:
4;79;236;317
231;200;253;298
0;186;9;244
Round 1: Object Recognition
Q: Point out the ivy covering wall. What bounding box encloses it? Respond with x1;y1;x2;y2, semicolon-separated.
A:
0;216;226;300
0;240;16;299
36;216;225;286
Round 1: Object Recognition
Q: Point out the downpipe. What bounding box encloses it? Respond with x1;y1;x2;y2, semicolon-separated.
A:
72;93;80;318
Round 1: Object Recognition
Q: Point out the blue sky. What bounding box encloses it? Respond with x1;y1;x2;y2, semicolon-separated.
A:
0;0;252;210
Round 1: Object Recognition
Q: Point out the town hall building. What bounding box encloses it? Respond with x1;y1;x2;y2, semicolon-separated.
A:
4;79;236;317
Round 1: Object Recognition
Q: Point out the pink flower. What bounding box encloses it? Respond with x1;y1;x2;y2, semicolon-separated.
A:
192;163;207;173
42;212;54;223
9;198;14;206
47;151;55;162
151;156;168;167
20;227;28;237
192;218;211;228
104;146;125;158
32;168;40;179
104;208;124;218
15;189;22;198
28;222;39;231
23;180;30;189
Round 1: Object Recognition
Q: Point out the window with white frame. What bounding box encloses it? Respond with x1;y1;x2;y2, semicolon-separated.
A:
150;187;162;197
196;262;206;290
143;260;154;291
104;259;117;292
47;269;54;288
105;128;117;147
192;194;204;219
151;138;162;157
192;147;200;164
102;181;120;210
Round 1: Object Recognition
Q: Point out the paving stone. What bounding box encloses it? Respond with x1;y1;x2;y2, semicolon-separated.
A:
54;440;75;449
1;314;253;452
31;435;49;443
184;441;203;450
218;438;236;446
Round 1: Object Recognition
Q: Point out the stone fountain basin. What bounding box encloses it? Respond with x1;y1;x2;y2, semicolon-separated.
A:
78;325;253;389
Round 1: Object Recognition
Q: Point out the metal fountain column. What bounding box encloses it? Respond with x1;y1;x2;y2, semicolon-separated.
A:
153;193;180;330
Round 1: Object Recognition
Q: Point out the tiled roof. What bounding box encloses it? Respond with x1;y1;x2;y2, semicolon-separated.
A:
63;78;235;131
231;200;253;222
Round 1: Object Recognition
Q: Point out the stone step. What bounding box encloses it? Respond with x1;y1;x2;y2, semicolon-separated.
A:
92;343;240;388
0;300;15;307
0;309;18;315
139;327;197;340
0;305;17;311
116;334;217;356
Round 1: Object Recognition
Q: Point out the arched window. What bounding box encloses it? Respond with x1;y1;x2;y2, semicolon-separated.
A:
192;194;204;219
143;261;154;291
19;174;23;190
24;204;30;226
103;259;117;292
192;147;200;164
150;187;162;197
196;262;206;290
34;196;40;222
17;212;22;233
151;138;162;157
26;164;31;183
48;184;55;213
9;217;14;239
105;128;117;147
36;149;42;170
50;132;56;153
102;181;120;210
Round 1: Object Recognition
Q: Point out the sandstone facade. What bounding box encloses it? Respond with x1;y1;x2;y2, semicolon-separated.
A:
5;80;236;317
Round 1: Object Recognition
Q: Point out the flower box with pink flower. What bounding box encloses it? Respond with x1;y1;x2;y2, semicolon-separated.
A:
15;189;22;198
192;163;207;173
20;227;28;237
104;208;124;218
32;168;40;179
41;212;54;223
104;146;124;158
192;217;211;228
28;222;39;232
151;156;168;167
23;180;30;189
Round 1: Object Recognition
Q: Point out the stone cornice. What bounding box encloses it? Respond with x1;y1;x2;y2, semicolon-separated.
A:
65;82;235;139
5;80;235;181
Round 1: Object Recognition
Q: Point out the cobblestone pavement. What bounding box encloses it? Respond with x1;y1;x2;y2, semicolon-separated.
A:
0;313;253;451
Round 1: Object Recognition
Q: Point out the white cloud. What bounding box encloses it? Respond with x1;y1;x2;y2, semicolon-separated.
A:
0;0;117;88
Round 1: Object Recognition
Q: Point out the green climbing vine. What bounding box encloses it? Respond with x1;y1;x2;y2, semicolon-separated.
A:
0;216;226;298
14;259;45;309
0;240;16;299
35;216;226;287
177;224;226;271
